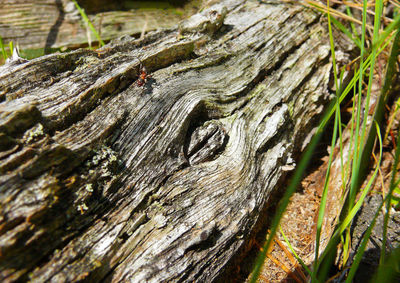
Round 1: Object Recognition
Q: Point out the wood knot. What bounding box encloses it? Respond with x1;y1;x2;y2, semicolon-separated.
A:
185;121;228;165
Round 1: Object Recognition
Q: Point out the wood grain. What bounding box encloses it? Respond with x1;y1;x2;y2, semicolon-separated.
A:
0;0;352;281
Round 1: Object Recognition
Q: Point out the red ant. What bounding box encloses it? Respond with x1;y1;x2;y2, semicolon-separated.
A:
135;58;151;87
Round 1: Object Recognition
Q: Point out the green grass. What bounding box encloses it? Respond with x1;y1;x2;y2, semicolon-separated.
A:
0;35;7;59
0;0;103;65
250;1;400;282
71;0;105;47
0;35;15;62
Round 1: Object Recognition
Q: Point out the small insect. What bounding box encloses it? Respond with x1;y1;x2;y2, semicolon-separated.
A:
136;58;151;87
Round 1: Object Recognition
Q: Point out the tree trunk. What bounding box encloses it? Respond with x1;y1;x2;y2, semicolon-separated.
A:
0;0;352;282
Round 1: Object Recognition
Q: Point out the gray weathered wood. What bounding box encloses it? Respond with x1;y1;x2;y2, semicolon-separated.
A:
0;0;352;281
0;0;191;51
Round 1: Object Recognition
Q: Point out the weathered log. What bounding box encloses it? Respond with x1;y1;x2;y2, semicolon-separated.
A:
0;0;352;281
0;0;193;52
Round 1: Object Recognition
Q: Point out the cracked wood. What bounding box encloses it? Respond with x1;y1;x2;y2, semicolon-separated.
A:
0;0;352;282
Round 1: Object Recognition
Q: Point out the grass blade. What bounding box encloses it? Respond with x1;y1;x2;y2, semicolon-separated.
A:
314;1;342;278
71;0;105;47
345;121;383;283
0;35;7;59
280;226;313;278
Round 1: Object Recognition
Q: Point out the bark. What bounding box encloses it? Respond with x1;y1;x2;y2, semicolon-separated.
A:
0;0;352;282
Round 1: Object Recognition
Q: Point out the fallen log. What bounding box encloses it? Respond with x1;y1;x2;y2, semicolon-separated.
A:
0;0;352;281
0;0;193;52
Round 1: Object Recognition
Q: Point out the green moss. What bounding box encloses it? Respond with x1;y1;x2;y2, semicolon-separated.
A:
223;112;238;124
287;100;294;117
74;55;101;72
24;123;44;144
249;83;267;100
